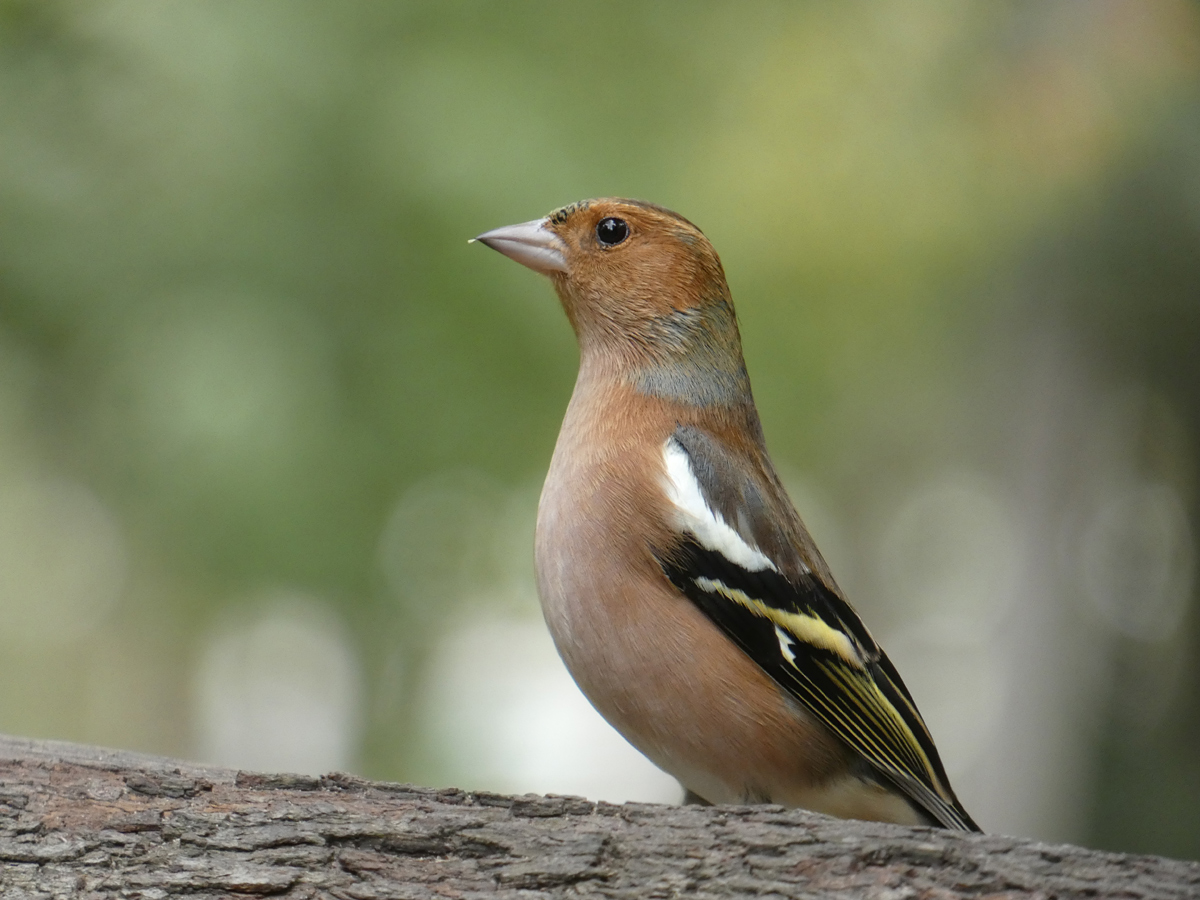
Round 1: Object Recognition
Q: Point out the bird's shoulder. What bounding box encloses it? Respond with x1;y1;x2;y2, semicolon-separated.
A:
663;421;841;591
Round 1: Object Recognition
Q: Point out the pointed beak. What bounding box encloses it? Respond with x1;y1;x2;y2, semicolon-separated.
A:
471;217;568;275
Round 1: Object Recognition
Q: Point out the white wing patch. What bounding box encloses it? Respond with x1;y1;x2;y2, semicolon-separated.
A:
775;626;797;665
662;438;778;573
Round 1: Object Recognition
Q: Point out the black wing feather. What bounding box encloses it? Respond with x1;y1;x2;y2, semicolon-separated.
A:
658;536;981;832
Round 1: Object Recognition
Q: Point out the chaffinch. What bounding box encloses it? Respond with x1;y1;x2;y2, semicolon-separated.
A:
473;199;980;831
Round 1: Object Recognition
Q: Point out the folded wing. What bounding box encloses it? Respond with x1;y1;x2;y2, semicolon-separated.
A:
657;428;979;832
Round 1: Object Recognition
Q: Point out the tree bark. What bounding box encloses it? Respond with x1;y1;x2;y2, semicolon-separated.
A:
0;734;1195;899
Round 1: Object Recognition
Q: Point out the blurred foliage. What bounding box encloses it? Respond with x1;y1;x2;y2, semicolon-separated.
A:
1;0;1198;858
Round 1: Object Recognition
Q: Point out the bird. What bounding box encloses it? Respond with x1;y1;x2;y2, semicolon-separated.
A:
473;198;980;831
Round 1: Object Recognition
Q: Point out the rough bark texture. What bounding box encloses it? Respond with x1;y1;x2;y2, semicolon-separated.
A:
0;734;1196;899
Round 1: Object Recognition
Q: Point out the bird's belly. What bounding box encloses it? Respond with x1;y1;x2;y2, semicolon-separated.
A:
538;570;924;825
535;509;855;809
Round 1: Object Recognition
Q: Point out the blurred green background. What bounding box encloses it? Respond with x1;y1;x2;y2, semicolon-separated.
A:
1;0;1198;858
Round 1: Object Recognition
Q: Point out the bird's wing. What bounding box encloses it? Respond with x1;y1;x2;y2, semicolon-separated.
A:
656;426;980;832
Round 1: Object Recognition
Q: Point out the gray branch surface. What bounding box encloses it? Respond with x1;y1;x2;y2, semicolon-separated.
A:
0;734;1196;899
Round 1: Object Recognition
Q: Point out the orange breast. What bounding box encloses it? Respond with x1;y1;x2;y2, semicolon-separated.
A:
534;374;857;807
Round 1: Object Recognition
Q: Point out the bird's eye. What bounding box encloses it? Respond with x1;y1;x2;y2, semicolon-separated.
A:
595;217;629;247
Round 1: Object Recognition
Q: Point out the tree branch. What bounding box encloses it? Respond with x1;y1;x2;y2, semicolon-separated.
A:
0;733;1195;898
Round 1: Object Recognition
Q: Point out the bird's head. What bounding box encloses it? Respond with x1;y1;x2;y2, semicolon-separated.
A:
475;198;750;406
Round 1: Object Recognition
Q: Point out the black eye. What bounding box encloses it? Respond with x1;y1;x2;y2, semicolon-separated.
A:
596;217;629;247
